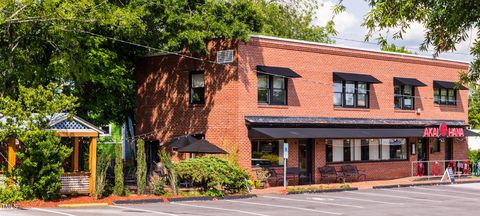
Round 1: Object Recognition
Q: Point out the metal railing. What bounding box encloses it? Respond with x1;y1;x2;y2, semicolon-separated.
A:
411;160;480;179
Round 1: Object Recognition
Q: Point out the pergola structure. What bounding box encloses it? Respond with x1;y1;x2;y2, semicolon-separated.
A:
2;113;103;194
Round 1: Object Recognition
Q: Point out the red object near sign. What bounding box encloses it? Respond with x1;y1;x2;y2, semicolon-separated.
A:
423;123;464;137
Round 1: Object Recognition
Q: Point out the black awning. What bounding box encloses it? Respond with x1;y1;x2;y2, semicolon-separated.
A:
466;129;480;136
249;127;425;139
394;77;427;86
333;72;381;83
433;80;467;90
163;135;200;149
257;65;301;78
176;139;228;154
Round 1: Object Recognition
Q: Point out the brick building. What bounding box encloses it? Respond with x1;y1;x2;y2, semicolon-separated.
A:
135;35;473;183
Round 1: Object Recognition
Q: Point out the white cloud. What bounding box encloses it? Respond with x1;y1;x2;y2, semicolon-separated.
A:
313;1;358;33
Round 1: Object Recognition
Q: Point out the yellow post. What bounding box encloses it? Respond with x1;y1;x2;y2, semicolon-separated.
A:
73;137;79;172
7;137;16;173
88;137;97;194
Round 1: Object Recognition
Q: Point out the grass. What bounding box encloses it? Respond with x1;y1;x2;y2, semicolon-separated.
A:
286;183;351;193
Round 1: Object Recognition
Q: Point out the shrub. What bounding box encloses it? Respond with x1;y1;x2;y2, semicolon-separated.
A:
159;149;178;195
469;149;480;163
136;139;147;195
150;176;165;196
175;156;250;194
15;131;72;200
96;148;112;199
0;186;24;204
113;143;124;196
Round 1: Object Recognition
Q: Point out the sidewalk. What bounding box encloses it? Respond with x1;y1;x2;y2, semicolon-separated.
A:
251;177;480;194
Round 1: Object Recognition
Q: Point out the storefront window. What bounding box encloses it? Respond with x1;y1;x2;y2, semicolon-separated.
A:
326;138;407;162
251;140;284;166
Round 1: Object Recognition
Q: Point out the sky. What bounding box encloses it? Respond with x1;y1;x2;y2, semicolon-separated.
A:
313;0;475;63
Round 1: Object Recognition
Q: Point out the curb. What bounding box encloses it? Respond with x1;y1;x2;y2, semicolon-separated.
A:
57;203;109;208
372;180;480;189
286;187;358;195
168;194;257;202
112;199;164;205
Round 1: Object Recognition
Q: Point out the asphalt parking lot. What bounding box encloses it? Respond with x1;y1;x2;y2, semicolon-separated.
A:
2;183;480;216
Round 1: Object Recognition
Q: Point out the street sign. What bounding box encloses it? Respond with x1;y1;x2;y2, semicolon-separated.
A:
283;143;289;159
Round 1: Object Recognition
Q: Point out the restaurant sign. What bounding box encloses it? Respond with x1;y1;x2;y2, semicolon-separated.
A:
423;122;464;137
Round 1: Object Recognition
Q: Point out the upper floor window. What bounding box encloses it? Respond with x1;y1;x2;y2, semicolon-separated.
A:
434;88;456;105
394;85;414;110
333;80;369;108
257;74;287;105
189;72;205;104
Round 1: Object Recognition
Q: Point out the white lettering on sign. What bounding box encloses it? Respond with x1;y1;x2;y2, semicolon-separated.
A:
423;124;464;138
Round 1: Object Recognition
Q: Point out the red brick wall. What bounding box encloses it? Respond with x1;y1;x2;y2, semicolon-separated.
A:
135;36;469;180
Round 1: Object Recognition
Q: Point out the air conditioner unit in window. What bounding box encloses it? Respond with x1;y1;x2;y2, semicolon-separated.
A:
216;49;234;64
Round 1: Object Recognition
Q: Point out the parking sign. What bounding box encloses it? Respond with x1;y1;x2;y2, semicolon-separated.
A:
283;143;288;159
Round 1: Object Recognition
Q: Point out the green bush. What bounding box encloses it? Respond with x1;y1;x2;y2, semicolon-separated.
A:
175;156;250;194
159;149;177;195
150;176;165;196
96;148;112;199
469;149;480;162
0;186;24;204
15;131;72;200
136;139;147;195
113;144;124;196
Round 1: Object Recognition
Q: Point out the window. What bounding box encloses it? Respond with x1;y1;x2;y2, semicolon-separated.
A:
434;88;456;105
190;72;205;104
394;85;414;110
251;140;284;166
333;80;369;108
326;138;407;162
257;74;287;105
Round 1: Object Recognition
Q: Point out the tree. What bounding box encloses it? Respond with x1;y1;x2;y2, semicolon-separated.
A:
113;143;124;196
469;85;480;129
352;0;479;82
136;139;147;195
0;0;333;126
380;43;413;54
0;83;77;200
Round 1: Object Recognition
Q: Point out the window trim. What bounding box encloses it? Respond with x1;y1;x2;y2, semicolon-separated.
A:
394;85;415;110
333;80;369;108
434;87;457;105
189;71;205;104
257;73;288;105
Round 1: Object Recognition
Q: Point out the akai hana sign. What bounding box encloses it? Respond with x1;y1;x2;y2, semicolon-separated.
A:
423;122;464;137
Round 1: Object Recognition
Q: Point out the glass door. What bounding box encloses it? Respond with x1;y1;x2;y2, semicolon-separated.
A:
298;139;313;185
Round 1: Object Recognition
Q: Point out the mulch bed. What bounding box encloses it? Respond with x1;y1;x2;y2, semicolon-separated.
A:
17;195;168;208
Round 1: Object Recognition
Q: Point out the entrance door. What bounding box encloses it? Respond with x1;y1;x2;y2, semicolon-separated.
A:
298;139;313;185
445;138;453;161
417;138;429;175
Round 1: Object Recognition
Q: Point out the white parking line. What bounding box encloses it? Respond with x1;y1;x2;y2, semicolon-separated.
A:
414;186;480;196
224;199;343;215
345;191;442;203
30;208;76;216
262;195;364;209
308;194;405;205
111;205;180;216
171;202;270;216
381;189;478;201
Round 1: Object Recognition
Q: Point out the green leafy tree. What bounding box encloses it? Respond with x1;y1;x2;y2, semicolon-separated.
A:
469;85;480;129
0;0;333;126
0;83;77;200
113;143;124;196
136;139;147;195
346;0;479;82
380;43;414;54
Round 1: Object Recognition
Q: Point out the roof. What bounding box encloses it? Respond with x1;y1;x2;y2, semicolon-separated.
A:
245;116;467;128
249;34;470;65
0;113;104;134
